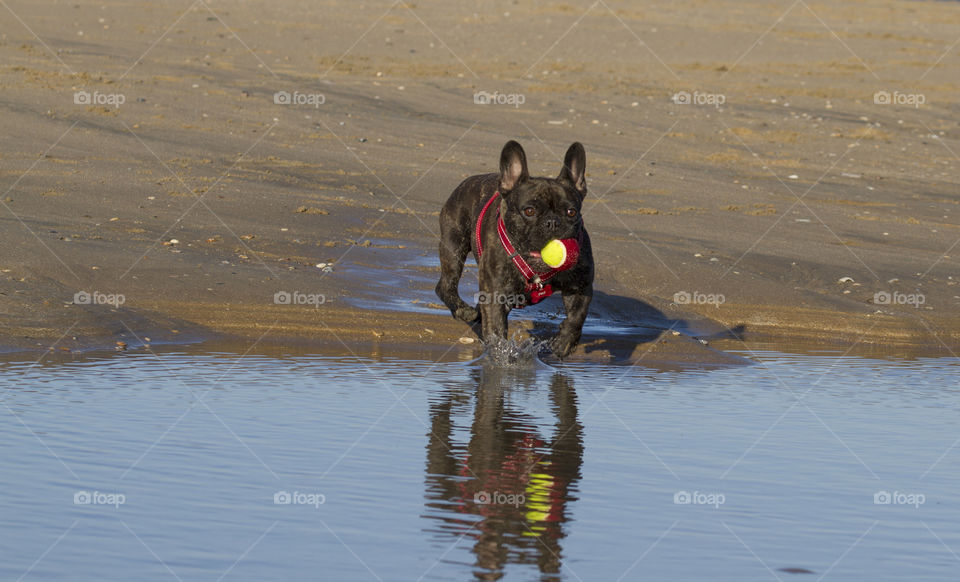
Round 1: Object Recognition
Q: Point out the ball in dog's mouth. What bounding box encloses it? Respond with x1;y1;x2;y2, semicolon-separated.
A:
534;238;579;269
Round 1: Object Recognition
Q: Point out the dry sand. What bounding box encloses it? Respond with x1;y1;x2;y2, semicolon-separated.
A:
1;0;958;362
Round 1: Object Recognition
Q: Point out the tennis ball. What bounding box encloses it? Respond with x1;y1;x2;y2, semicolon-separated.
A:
541;239;566;267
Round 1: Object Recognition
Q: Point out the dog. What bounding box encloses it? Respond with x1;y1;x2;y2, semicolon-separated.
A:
435;140;593;358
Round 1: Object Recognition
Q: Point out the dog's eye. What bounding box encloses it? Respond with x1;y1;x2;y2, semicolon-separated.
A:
566;208;578;218
523;207;536;217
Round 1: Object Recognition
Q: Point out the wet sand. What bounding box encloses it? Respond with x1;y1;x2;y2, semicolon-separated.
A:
1;0;958;360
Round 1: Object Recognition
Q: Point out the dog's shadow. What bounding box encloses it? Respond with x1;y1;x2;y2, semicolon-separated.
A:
527;290;747;364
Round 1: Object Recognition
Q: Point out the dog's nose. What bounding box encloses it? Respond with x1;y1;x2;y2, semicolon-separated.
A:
545;217;559;230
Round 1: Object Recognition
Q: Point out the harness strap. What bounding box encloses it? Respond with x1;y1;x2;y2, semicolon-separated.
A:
475;190;501;258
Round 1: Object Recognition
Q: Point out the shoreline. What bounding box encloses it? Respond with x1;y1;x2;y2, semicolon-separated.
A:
3;296;956;364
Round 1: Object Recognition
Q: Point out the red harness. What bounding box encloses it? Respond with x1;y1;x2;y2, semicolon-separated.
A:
475;191;580;306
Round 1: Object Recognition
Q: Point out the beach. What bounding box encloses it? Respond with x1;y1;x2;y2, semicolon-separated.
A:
1;0;958;358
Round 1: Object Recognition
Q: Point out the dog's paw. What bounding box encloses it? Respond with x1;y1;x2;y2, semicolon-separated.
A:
455;305;480;324
547;335;575;360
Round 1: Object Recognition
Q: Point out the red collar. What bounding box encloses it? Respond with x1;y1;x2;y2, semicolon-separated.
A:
475;191;580;306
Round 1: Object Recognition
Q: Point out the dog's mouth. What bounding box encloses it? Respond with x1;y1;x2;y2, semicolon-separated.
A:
523;250;552;269
525;249;558;268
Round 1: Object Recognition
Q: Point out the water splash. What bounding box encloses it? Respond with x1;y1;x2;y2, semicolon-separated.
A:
481;336;548;367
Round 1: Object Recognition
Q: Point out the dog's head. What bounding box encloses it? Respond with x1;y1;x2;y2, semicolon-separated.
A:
497;140;587;256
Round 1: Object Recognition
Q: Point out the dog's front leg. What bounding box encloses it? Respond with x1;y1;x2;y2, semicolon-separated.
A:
478;292;509;343
549;288;592;359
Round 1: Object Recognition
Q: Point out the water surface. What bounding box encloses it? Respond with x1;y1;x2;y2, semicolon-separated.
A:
2;345;959;581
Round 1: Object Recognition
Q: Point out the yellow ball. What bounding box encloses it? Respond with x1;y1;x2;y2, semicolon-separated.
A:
541;239;566;267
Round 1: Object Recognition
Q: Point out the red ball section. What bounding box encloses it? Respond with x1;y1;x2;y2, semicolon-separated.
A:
552;238;580;270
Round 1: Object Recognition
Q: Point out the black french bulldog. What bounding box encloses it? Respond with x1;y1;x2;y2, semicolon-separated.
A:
435;140;593;358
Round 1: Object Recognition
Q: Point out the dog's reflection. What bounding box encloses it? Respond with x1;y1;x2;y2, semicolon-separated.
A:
424;365;584;580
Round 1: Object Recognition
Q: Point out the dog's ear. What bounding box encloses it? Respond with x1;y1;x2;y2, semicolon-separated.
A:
558;142;587;196
499;140;529;193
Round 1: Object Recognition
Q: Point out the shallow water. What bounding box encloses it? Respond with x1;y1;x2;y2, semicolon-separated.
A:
2;345;959;581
